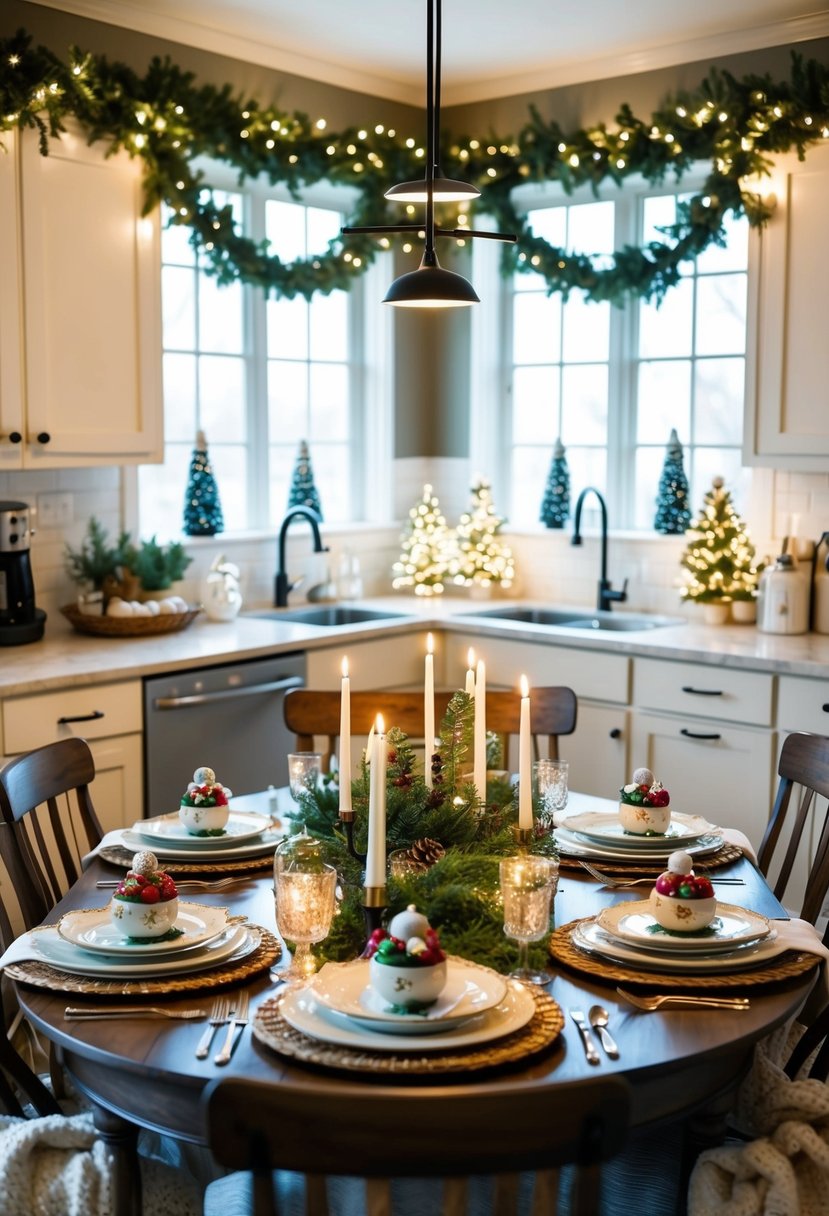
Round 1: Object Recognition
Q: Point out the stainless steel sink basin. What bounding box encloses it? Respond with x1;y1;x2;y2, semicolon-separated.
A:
245;606;409;627
465;607;683;631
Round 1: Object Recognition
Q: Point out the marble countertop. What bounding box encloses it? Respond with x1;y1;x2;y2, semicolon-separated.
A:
0;596;827;698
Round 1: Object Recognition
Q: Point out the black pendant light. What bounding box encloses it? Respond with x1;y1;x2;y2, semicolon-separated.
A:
341;0;515;309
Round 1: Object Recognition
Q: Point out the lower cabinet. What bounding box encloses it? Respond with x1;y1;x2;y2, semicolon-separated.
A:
630;711;776;846
564;703;628;798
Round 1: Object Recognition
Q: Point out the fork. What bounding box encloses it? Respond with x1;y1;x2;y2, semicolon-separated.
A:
578;860;744;888
195;997;229;1058
616;987;750;1012
96;877;244;891
65;1006;206;1020
215;991;250;1065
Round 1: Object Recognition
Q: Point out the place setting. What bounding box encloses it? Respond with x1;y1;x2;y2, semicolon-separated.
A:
1;848;280;998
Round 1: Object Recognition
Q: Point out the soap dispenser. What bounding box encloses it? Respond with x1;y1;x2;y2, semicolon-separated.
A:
757;553;810;635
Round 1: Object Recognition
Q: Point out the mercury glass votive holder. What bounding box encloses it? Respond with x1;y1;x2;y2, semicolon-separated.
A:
274;831;336;983
499;855;558;985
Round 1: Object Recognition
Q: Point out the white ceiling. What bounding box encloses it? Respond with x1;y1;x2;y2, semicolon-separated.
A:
32;1;829;104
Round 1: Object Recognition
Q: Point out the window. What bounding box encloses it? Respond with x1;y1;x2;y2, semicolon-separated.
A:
139;176;386;537
500;183;750;530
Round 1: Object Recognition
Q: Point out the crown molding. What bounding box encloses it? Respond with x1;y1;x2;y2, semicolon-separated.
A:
22;2;829;107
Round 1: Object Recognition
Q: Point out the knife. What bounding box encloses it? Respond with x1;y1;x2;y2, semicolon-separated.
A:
569;1008;600;1065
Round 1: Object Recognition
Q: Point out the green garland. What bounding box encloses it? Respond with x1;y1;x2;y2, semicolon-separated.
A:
3;28;829;303
290;697;558;972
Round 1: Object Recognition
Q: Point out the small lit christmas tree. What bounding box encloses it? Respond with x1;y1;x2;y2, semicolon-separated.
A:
392;485;451;597
654;428;691;534
450;475;515;589
540;438;570;529
183;430;224;537
679;476;760;605
287;439;323;519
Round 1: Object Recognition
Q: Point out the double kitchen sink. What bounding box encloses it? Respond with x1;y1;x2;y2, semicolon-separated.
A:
245;605;684;633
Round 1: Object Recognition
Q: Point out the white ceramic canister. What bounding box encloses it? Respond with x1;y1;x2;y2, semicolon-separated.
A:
757;555;809;635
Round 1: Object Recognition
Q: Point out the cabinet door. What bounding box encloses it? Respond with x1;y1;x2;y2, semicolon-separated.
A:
745;140;829;467
18;124;162;466
88;734;143;833
630;711;775;846
0;128;24;470
565;703;628;798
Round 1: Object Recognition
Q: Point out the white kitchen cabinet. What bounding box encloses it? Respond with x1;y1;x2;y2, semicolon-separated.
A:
744;139;829;468
565;703;629;798
0;680;143;831
305;631;431;690
0;124;162;469
777;674;829;735
633;657;774;727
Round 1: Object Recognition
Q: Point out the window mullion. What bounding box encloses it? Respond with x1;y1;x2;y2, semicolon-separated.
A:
246;189;270;528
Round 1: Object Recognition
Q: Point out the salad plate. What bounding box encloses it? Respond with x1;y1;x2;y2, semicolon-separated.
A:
310;957;508;1036
563;810;715;848
280;979;534;1052
132;811;272;848
597;901;771;952
555;827;723;863
29;923;258;978
57;902;228;956
571;919;786;973
116;826;282;861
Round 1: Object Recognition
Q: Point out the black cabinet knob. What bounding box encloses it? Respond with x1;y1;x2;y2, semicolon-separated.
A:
36;432;51;445
8;431;22;444
609;728;622;739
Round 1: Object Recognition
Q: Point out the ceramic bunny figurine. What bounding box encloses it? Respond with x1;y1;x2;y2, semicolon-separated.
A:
202;556;243;622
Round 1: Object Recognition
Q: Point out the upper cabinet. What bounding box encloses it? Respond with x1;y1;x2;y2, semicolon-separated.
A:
744;141;829;469
0;124;162;469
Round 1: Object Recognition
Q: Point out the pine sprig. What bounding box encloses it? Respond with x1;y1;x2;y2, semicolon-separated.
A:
437;691;474;795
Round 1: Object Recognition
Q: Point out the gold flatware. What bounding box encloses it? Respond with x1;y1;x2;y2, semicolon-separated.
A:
616;987;750;1012
215;991;250;1065
196;997;229;1059
578;861;744;888
65;1006;206;1020
96;877;244;891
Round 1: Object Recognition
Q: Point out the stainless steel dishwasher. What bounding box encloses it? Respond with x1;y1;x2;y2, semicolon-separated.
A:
143;653;305;815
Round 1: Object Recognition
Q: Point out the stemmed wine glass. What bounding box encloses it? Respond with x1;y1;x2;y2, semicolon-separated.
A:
533;759;569;826
287;752;322;806
499;856;558;985
274;831;336;985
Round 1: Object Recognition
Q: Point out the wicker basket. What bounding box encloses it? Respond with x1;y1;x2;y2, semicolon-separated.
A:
60;603;201;637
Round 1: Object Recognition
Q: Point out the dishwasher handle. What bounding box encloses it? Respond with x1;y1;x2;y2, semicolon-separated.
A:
153;675;303;711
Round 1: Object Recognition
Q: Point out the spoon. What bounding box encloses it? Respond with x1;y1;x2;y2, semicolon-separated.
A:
588;1005;620;1059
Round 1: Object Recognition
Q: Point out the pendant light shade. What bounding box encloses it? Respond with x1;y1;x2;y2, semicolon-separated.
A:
383;249;480;308
384;176;480;204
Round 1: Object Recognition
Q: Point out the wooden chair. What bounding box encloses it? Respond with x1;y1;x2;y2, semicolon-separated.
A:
0;737;103;1115
756;731;829;926
203;1073;631;1216
284;686;578;772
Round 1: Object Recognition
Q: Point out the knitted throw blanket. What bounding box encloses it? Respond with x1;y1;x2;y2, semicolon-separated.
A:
688;1022;829;1216
0;1111;201;1216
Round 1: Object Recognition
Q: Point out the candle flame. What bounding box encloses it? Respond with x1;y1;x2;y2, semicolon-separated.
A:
426;632;434;655
341;656;349;677
467;647;475;669
476;658;485;676
520;674;530;698
376;713;385;734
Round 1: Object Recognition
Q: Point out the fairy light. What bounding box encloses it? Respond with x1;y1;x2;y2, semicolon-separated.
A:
375;124;384;134
266;138;275;149
326;145;335;155
616;157;626;168
358;128;367;139
288;154;298;163
316;118;326;130
557;141;566;152
487;167;497;176
718;110;728;122
676;105;687;117
135;110;147;125
346;143;356;154
405;137;415;148
487;144;496;154
805;115;814;126
175;105;184;115
568;153;579;167
619;131;630;142
8;54;19;66
242;110;250;119
134;132;146;148
469;139;479;149
402;242;412;253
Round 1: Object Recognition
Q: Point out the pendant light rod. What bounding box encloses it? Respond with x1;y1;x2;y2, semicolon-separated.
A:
424;0;436;257
341;223;516;243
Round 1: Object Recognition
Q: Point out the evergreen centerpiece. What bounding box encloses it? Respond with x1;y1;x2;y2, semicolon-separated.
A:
654;429;691;535
183;431;224;537
287;440;323;519
392;485;451;597
679;477;761;615
540;439;570;529
65;517;133;594
450;476;515;591
130;537;192;592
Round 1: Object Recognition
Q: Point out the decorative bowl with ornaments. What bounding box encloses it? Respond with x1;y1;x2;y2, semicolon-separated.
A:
619;766;671;835
179;766;232;835
365;905;448;1011
110;851;180;938
649;850;717;933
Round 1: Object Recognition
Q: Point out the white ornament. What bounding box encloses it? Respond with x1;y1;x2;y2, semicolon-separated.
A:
406;936;428;956
193;766;216;785
388;904;431;942
131;850;158;876
667;850;694;876
632;766;655;786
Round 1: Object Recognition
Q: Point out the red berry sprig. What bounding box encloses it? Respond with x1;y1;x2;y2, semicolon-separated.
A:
654;872;714;900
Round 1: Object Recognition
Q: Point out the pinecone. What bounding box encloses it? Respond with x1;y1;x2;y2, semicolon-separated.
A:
401;837;446;872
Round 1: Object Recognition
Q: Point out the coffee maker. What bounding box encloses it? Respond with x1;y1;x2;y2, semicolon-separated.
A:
0;501;46;645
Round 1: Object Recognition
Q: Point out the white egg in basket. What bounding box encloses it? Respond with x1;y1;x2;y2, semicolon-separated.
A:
110;894;179;938
648;888;717;933
618;801;671;835
368;957;448;1009
179;802;229;834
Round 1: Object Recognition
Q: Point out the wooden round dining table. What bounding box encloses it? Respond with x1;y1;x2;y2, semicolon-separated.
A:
15;853;815;1216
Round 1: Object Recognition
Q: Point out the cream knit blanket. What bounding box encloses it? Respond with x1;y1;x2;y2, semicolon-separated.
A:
688;1022;829;1216
0;1111;201;1216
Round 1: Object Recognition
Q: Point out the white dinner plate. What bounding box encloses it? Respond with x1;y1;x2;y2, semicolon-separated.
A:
571;919;786;973
116;826;282;861
555;827;724;863
133;811;272;849
310;957;508;1035
597;901;771;952
29;923;259;978
56;902;228;956
563;810;716;849
279;979;535;1052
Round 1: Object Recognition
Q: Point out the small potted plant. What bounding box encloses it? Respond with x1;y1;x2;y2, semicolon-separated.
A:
129;537;192;598
65;518;136;611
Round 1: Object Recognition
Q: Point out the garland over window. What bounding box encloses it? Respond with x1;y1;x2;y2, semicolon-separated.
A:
3;29;829;304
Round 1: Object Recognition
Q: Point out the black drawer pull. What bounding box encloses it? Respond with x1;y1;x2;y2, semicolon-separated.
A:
680;728;722;741
8;431;22;444
57;710;105;724
609;728;622;739
681;686;723;696
36;432;51;445
822;704;829;713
